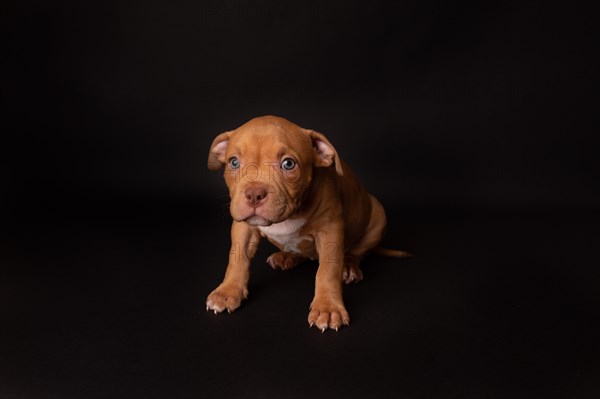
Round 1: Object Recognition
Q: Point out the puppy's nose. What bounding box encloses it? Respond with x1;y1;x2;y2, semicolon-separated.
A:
245;186;268;208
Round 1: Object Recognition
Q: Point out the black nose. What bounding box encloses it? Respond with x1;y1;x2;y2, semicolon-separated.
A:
244;186;268;208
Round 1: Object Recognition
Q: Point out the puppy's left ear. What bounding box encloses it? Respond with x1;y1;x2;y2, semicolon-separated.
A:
207;131;231;170
304;129;343;176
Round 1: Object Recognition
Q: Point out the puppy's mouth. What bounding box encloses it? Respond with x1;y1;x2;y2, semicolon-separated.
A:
238;206;293;227
243;215;273;227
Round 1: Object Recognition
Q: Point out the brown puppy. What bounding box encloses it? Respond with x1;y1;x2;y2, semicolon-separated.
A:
206;115;408;332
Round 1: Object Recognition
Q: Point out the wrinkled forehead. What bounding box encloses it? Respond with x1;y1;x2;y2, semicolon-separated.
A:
227;125;312;161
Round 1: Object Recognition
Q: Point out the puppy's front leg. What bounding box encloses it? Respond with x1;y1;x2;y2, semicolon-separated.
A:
308;225;350;331
206;221;260;314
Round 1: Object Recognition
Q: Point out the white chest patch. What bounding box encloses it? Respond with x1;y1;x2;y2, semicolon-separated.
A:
258;218;310;254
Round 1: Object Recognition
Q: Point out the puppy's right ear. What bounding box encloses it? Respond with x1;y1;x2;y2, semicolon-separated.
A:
207;131;231;170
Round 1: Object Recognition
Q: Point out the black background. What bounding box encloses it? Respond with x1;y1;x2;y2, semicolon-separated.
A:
2;1;599;398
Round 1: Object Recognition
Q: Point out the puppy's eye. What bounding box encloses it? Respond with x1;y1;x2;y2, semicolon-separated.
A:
228;157;240;169
281;158;296;171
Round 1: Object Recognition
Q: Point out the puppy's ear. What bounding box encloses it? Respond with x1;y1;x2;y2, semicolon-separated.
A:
207;131;232;170
305;129;343;176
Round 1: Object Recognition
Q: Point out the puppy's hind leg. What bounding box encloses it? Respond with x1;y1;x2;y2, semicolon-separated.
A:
343;195;388;284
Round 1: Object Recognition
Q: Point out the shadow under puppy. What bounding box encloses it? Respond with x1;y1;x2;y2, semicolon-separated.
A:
206;115;410;332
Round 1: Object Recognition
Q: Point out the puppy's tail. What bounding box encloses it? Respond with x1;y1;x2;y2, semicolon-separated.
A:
372;247;414;258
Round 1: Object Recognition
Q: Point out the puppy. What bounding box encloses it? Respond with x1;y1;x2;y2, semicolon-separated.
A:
206;116;409;331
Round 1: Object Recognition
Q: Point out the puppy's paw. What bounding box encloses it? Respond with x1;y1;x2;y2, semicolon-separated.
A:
342;256;363;284
308;297;350;332
266;251;302;270
206;284;248;314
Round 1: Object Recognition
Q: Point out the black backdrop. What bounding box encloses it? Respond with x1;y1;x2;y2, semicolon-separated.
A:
5;0;598;213
3;1;599;398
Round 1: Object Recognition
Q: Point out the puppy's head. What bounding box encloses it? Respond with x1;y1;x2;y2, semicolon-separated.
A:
207;116;343;226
